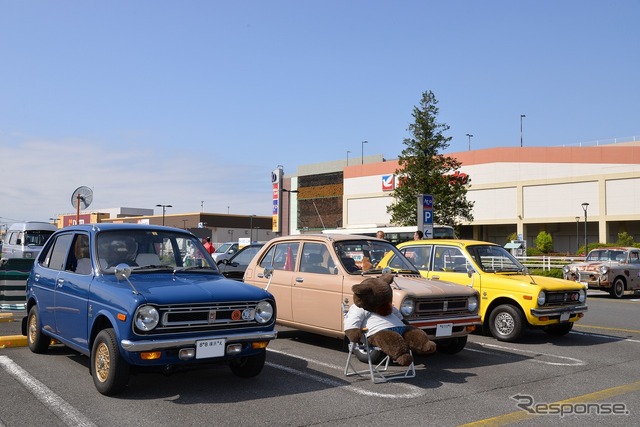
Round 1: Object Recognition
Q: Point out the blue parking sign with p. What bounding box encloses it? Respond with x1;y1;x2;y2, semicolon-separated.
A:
423;210;433;224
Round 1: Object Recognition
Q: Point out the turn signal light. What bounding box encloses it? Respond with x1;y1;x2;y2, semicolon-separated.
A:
252;341;269;349
140;351;162;360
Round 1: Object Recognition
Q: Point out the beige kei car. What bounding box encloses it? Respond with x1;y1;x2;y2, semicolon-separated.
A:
243;234;481;355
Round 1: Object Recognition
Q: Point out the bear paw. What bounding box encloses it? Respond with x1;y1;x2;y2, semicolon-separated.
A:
395;353;413;366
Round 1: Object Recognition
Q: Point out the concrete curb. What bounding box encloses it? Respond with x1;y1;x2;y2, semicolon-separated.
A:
0;335;27;348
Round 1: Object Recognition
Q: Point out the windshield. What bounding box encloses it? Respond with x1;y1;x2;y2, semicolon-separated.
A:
334;239;416;274
466;244;526;273
586;249;625;262
24;230;55;246
96;229;217;273
214;243;232;254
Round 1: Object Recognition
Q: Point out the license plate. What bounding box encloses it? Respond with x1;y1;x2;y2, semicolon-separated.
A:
196;338;225;359
560;312;570;322
436;323;453;337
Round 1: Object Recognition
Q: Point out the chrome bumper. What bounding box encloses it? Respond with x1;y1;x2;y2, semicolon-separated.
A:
530;305;588;318
121;330;278;352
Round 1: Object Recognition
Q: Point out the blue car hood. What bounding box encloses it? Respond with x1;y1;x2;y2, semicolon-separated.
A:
122;273;273;304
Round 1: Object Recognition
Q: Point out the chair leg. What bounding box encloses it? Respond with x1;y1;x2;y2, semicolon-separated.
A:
344;335;416;383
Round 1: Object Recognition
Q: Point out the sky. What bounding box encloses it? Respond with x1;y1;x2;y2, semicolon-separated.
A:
1;1;639;225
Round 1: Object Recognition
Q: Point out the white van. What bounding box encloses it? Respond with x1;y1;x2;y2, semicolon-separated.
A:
1;221;57;259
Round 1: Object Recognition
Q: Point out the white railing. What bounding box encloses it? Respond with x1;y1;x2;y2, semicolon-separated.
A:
516;256;585;271
562;135;639;148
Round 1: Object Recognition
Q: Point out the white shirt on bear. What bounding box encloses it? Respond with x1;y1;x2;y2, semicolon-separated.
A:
343;304;405;338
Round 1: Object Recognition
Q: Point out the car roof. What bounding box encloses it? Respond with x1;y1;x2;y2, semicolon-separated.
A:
265;233;387;243
399;239;499;247
55;223;193;234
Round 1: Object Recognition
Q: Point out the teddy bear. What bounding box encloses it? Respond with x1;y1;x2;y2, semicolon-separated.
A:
343;273;436;366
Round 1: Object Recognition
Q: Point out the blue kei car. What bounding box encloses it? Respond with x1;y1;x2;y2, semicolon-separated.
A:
23;223;277;395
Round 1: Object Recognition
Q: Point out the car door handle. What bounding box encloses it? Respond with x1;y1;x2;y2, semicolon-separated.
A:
295;277;304;283
56;279;64;288
432;275;440;280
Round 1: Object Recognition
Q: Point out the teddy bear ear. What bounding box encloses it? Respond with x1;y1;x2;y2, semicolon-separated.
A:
380;273;395;285
352;282;373;296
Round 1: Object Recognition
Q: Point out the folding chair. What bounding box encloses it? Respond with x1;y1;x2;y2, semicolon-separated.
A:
344;328;415;383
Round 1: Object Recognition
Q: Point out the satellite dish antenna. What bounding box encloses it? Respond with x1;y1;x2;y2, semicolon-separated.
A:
71;186;94;223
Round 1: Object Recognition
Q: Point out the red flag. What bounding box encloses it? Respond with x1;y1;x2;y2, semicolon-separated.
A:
283;246;293;271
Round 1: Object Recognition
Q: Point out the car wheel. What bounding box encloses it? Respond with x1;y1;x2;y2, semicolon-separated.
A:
353;344;385;364
610;278;625;299
488;304;525;342
544;322;573;336
436;335;468;354
91;328;130;395
229;350;266;378
27;306;50;354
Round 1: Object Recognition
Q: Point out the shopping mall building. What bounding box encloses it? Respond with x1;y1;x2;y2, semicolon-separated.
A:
279;140;640;253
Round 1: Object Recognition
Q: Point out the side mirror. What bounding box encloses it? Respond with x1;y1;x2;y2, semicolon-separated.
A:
263;265;274;279
115;263;132;280
466;265;475;278
218;259;229;265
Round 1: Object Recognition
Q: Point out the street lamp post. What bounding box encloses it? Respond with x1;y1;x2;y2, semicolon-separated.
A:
249;215;256;242
346;150;351;166
361;140;368;165
466;133;473;151
520;114;526;147
581;203;589;254
575;216;580;255
155;204;172;226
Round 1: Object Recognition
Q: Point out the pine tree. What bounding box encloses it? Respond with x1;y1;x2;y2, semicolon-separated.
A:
387;90;474;228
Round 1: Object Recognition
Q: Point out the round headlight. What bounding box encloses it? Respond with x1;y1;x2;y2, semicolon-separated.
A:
468;296;478;313
255;300;274;324
537;291;546;306
134;305;159;331
578;289;586;303
599;265;609;275
400;299;414;316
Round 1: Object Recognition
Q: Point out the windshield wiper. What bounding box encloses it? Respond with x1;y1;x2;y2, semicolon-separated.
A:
131;265;175;272
172;266;216;273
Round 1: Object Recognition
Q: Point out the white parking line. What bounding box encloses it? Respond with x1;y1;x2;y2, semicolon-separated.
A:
0;356;96;427
572;330;640;343
470;342;586;366
267;348;426;398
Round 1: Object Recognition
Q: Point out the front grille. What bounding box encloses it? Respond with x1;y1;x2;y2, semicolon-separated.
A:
415;297;471;317
136;301;273;335
544;291;582;306
577;272;596;282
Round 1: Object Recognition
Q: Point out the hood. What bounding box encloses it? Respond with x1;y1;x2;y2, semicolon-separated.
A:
121;273;274;304
392;274;477;297
489;273;586;291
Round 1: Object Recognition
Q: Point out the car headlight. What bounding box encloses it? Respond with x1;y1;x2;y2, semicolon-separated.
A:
598;265;609;275
134;305;159;331
537;291;546;306
255;300;274;324
468;296;478;313
400;298;414;316
578;289;586;303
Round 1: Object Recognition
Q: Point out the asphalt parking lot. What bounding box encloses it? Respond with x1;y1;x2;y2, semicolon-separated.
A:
1;292;639;427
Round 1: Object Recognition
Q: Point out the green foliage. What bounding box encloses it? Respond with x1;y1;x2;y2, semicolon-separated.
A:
506;232;518;244
387;90;474;228
535;231;553;254
528;268;564;279
616;232;635;246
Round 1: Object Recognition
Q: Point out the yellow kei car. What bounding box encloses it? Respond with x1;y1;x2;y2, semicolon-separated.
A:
379;239;588;342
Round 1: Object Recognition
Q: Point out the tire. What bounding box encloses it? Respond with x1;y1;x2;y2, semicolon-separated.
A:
610;278;625;299
91;328;130;396
229;350;266;378
353;344;385;364
544;322;574;336
27;306;50;354
436;335;468;355
488;304;525;342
